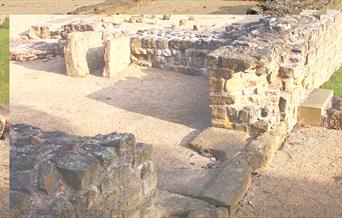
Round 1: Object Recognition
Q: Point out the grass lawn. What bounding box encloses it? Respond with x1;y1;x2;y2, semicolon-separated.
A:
321;67;342;96
0;19;9;105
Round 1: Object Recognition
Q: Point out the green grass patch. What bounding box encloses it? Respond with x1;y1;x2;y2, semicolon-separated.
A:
321;67;342;96
0;19;9;105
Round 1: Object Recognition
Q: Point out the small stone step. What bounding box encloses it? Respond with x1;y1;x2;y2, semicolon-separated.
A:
200;157;252;215
189;127;249;161
298;88;333;126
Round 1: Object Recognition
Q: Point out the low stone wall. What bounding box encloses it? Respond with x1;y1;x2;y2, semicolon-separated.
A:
60;12;342;136
208;11;342;135
130;29;229;76
10;124;157;217
64;30;131;78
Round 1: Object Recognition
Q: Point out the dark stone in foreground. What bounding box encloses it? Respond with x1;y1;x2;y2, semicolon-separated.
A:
10;124;157;217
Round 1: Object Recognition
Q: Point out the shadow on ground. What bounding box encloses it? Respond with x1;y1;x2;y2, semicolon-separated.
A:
87;66;210;129
237;174;342;217
14;58;67;76
212;5;255;14
11;105;78;134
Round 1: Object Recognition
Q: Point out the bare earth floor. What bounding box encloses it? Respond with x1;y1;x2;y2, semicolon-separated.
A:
11;59;212;171
0;0;257;14
237;126;342;217
0;0;104;14
126;0;258;14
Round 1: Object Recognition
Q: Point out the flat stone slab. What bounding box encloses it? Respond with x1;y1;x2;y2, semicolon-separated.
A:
157;167;223;198
156;190;228;218
299;88;333;126
200;157;252;214
190;127;249;161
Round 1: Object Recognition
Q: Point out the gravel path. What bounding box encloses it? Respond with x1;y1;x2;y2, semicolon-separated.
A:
237;126;342;218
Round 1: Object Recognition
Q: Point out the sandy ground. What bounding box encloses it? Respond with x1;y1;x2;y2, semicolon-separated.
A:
0;0;104;14
10;14;260;39
0;139;9;217
127;0;258;14
11;58;214;170
237;126;342;217
0;0;258;14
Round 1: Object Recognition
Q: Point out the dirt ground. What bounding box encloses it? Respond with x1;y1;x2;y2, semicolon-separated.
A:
237;126;342;217
10;58;213;170
0;139;9;217
0;0;104;14
0;0;258;14
125;0;258;14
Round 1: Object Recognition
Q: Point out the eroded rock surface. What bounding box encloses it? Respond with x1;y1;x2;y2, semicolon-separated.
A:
10;124;157;217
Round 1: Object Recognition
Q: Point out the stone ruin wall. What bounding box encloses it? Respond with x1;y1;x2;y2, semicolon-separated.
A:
61;11;342;136
10;124;157;218
208;11;342;135
129;29;229;76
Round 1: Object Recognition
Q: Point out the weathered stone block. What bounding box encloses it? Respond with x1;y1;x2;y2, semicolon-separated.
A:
210;105;227;120
81;143;117;167
38;162;59;195
246;122;287;173
134;143;152;167
10;191;32;216
10;171;34;194
210;94;235;105
190;127;248;161
225;72;243;94
100;132;136;156
298;88;333;126
11;154;36;171
103;36;131;78
200;157;252;213
64;31;104;77
56;153;101;190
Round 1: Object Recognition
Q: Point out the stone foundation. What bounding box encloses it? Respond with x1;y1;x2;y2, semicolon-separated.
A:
10;124;157;217
33;12;342;136
130;29;229;76
208;11;342;135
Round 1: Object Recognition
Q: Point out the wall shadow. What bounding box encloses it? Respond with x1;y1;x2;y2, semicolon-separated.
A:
211;5;255;15
10;105;79;135
13;57;66;75
87;67;210;129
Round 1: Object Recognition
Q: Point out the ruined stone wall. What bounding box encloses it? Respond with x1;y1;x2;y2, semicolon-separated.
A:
130;29;229;76
208;11;342;135
10;124;157;218
261;0;342;15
